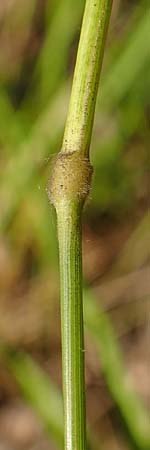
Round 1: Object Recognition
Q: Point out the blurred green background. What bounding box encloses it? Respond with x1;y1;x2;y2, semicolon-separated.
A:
0;1;149;449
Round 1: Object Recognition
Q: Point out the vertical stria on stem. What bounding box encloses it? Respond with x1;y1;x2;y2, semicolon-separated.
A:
57;202;85;449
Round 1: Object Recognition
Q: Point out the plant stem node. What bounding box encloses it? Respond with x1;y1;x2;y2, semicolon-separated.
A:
48;151;93;208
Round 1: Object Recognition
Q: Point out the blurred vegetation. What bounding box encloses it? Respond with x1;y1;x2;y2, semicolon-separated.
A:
0;1;149;450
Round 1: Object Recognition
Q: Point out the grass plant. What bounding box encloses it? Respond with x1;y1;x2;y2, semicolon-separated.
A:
0;2;149;450
48;1;113;448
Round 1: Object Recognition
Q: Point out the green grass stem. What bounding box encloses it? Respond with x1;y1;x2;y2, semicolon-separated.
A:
49;1;113;449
